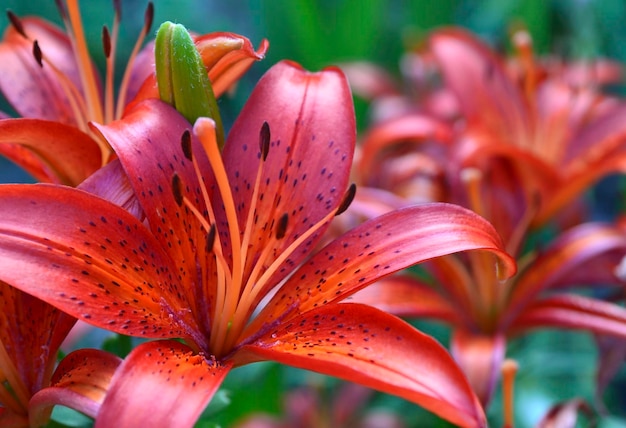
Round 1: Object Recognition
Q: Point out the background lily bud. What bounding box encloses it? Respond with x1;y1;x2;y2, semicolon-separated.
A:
155;21;224;146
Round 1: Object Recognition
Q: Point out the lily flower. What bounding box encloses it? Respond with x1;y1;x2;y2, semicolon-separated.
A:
0;60;515;427
0;281;123;427
357;26;626;231
348;26;626;407
0;0;267;185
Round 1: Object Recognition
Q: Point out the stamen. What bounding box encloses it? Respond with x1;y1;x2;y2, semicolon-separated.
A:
171;173;184;207
32;41;43;67
31;41;95;136
227;186;357;349
259;121;270;161
102;26;112;59
501;359;519;428
6;11;27;38
65;0;104;123
54;0;68;20
275;213;289;240
181;130;193;161
206;224;216;252
240;123;273;270
114;2;154;119
336;183;357;216
113;0;122;20
194;119;244;352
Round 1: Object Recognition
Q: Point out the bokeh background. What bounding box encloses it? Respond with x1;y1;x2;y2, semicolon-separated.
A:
1;1;626;427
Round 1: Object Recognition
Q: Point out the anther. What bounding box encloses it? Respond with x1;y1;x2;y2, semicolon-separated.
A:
54;0;68;20
144;3;155;32
276;213;289;240
206;224;216;252
336;183;357;216
32;41;43;68
102;26;112;59
113;0;122;20
181;130;193;161
259;121;270;161
6;11;26;38
171;174;184;207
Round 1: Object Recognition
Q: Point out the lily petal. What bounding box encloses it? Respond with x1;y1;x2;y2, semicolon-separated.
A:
0;118;102;185
91;99;208;318
0;283;76;397
429;27;530;142
222;60;356;290
0;184;191;339
28;349;122;425
509;294;626;339
95;340;231;428
350;274;463;325
450;330;506;406
248;203;516;333
506;222;626;324
0;17;88;124
236;303;486;428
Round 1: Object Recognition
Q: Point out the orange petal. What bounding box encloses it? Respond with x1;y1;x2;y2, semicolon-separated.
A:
237;303;487;428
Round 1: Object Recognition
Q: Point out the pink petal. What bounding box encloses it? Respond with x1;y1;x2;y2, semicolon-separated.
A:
509;294;626;339
28;349;122;424
0;17;91;125
0;118;102;185
236;303;486;428
95;340;231;428
248;202;515;334
0;184;192;339
450;330;506;406
222;60;356;289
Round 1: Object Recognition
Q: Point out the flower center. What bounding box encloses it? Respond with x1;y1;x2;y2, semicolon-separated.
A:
172;120;355;358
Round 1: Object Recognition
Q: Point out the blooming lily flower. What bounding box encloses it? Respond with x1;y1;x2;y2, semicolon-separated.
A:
0;60;515;427
348;26;626;407
0;0;267;185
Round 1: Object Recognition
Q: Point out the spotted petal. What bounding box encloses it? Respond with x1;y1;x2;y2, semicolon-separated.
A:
28;349;122;425
247;202;516;334
0;118;102;185
95;340;231;428
0;184;194;339
222;60;356;288
236;303;486;428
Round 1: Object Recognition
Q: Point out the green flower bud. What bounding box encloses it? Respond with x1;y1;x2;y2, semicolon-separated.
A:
155;21;224;147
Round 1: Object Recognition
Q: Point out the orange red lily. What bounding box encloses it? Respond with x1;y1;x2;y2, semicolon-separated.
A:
0;0;267;185
349;27;626;406
0;61;516;427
